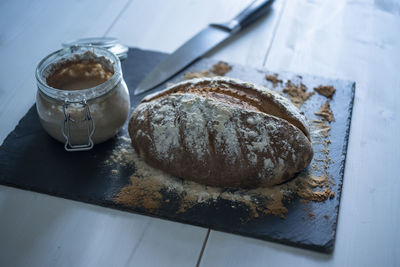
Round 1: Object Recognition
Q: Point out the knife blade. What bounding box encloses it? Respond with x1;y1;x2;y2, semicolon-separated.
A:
134;0;274;95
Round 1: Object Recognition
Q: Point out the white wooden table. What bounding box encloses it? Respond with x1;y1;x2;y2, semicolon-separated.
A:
1;0;399;266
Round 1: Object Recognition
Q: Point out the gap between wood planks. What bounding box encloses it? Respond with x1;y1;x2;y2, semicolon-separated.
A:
196;229;211;267
195;1;288;265
103;0;134;37
262;0;288;67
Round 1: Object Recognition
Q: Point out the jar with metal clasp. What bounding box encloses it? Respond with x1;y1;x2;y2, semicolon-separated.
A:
35;45;130;151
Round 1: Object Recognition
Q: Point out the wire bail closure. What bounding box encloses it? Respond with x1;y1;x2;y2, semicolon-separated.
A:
62;99;95;152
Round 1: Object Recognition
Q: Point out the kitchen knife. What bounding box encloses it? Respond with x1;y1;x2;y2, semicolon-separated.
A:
134;0;274;95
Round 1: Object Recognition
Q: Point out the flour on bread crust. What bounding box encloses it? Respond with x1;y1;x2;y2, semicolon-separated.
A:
130;77;313;188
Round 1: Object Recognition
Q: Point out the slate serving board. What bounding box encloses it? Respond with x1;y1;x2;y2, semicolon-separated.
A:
0;48;355;253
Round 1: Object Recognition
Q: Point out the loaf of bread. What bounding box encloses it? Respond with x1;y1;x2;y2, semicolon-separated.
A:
129;77;313;188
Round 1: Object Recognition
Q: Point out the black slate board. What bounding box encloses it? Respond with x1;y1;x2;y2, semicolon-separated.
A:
0;48;355;253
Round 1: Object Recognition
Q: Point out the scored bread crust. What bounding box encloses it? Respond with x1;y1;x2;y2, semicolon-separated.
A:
129;77;313;188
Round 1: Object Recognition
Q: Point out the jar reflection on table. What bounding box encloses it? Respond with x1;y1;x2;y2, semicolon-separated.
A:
35;46;130;151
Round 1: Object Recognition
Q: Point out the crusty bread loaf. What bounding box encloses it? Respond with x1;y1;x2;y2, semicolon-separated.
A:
129;77;313;188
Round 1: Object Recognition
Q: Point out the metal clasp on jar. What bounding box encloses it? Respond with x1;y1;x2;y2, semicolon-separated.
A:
62;99;95;151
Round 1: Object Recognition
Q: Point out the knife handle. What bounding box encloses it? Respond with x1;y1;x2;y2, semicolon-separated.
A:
211;0;274;33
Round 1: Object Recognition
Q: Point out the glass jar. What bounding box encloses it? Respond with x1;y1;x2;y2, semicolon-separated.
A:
36;46;130;151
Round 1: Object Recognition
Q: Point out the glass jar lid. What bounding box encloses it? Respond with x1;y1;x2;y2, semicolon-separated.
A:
62;37;128;60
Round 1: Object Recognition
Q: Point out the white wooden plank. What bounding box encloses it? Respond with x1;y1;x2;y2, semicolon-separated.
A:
110;0;285;68
109;0;253;54
201;0;400;266
200;233;331;267
0;0;208;266
0;185;206;267
107;2;286;264
207;0;286;67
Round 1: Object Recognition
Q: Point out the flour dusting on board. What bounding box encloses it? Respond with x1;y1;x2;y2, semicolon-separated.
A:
106;69;337;220
107;136;332;219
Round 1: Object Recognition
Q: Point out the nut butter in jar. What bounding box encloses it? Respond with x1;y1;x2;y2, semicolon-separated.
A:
36;46;130;151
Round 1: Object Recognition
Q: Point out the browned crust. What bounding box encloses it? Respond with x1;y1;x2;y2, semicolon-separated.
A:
129;94;313;188
143;78;310;140
129;78;314;188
